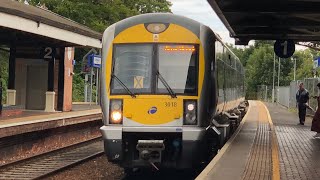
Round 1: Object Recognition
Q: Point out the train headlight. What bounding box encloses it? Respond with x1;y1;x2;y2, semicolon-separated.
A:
187;104;195;111
145;23;169;34
111;111;122;123
109;99;123;124
183;100;197;125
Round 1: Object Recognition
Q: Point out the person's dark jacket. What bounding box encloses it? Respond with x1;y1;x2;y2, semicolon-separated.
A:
296;89;309;104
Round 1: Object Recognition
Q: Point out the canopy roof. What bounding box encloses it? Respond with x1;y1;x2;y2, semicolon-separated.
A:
208;0;320;45
0;0;102;48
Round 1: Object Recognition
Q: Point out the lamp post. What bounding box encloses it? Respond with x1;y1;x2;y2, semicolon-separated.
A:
293;57;296;81
277;57;281;104
272;53;276;103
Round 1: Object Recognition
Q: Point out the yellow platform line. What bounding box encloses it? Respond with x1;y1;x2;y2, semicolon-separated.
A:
196;100;253;180
261;101;281;180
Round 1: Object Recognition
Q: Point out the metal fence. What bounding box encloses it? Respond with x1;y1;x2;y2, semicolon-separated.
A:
278;86;290;107
257;85;275;102
304;78;319;113
257;78;320;115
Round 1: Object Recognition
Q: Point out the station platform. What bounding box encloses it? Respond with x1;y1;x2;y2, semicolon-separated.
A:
197;100;320;180
0;104;102;138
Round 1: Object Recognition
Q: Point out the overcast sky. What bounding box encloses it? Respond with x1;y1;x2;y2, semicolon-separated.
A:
167;0;306;50
168;0;236;45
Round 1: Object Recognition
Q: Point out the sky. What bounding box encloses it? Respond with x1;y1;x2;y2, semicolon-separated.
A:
168;0;238;45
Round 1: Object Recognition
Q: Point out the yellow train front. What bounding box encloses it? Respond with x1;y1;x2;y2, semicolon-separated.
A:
100;13;245;170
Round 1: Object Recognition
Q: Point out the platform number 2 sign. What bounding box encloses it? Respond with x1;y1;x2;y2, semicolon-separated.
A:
44;47;53;59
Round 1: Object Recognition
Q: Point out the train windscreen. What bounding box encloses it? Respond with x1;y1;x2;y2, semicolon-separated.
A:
111;44;198;95
157;44;198;95
111;44;153;94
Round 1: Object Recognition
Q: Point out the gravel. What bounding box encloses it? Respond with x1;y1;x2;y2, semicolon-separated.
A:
44;155;125;180
44;155;198;180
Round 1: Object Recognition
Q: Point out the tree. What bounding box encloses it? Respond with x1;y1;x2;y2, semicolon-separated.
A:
245;44;277;99
229;40;320;99
254;40;274;48
124;0;172;14
227;43;254;67
27;0;172;32
289;49;315;81
28;0;138;32
309;48;320;59
234;41;296;99
0;50;9;102
22;0;172;101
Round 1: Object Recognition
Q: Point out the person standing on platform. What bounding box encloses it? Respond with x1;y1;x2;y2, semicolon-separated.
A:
311;83;320;138
296;82;309;125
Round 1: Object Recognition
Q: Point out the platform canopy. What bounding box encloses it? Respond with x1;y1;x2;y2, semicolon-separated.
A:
207;0;320;45
0;0;102;48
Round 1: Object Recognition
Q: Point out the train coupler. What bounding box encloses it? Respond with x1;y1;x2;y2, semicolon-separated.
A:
136;140;165;163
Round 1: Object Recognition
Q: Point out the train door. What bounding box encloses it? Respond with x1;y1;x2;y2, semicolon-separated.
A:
208;35;216;115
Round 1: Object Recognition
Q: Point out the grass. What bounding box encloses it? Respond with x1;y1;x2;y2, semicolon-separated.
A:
288;108;298;113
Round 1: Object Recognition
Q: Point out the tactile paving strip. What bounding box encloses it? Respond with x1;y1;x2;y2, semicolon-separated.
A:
242;103;272;180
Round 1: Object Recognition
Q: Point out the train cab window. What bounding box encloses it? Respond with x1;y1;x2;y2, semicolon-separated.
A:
157;44;198;95
111;44;153;94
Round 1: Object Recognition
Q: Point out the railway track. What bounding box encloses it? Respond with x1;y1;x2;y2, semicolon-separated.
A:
0;138;104;180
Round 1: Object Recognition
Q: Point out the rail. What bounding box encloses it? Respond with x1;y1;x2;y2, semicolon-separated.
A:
0;138;104;180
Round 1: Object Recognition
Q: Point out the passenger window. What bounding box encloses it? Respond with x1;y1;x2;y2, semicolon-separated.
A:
217;60;224;97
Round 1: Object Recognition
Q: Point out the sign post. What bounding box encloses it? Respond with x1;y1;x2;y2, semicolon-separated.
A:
313;57;320;78
272;53;276;103
314;57;320;69
82;48;97;102
278;57;280;104
87;54;101;105
292;57;296;81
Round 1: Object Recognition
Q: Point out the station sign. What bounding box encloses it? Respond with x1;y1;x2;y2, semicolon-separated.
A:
274;40;295;58
314;57;320;69
87;54;101;68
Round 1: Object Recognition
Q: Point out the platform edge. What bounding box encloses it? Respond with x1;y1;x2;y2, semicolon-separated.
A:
195;100;253;180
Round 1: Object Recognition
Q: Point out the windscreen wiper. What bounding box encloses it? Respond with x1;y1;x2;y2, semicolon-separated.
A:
157;71;177;98
111;74;136;98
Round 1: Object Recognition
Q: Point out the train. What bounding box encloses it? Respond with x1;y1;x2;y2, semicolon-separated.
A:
100;13;246;172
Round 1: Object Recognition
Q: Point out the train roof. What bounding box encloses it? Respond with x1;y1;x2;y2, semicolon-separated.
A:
113;13;202;37
111;13;242;66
